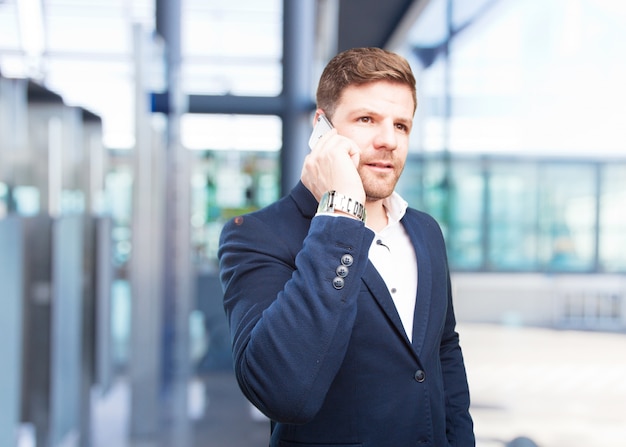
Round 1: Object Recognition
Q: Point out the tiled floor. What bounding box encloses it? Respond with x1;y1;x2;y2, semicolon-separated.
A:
194;373;269;447
462;324;626;447
91;371;269;447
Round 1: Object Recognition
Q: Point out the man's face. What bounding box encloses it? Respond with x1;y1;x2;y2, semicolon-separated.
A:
330;80;415;202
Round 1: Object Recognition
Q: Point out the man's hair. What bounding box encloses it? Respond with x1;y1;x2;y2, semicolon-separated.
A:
316;47;417;119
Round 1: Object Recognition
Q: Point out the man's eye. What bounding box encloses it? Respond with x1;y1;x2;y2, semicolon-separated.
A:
359;117;371;123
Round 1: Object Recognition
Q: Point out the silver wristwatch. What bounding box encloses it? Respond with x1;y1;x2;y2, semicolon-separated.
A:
317;191;366;222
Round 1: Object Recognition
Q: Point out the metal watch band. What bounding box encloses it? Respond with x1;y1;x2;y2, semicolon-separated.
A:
317;190;367;222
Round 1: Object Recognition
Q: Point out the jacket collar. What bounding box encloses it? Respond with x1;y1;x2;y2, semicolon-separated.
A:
289;181;318;219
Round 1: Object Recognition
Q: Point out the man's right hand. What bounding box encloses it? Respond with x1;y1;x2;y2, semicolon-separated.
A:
300;128;366;204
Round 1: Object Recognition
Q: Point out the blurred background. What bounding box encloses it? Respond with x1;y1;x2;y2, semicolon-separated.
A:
1;0;625;446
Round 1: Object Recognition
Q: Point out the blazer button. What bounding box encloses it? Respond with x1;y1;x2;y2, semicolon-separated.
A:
332;277;345;289
341;254;354;266
414;369;426;383
336;265;349;278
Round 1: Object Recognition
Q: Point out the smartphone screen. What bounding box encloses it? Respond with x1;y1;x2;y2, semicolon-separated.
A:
308;114;333;149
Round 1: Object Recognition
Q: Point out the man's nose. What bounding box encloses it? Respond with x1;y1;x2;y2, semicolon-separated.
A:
373;122;398;150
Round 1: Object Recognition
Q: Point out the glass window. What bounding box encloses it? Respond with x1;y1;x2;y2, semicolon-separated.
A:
488;161;538;271
401;0;626;158
411;54;449;153
182;0;282;97
447;159;484;269
599;163;626;272
401;155;484;270
105;165;134;269
396;154;425;212
537;163;597;272
183;113;282;269
0;182;8;218
190;150;279;269
400;0;626;274
415;156;450;236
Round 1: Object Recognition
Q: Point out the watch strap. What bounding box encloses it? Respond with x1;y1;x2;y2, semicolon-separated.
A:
317;190;366;222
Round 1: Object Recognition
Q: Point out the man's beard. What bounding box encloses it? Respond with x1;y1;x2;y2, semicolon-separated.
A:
360;166;403;202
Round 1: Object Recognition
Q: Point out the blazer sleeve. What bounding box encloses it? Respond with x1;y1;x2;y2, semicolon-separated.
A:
218;213;374;424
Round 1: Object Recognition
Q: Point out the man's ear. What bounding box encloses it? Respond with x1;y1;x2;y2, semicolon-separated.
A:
312;109;325;126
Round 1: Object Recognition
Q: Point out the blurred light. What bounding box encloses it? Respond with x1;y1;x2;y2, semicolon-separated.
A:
181;114;282;151
16;0;45;75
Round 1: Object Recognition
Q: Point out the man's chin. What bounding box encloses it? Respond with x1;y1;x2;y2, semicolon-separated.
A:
360;172;400;201
364;186;395;202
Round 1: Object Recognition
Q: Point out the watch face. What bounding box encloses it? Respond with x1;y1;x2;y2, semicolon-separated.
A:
317;191;334;213
326;191;335;210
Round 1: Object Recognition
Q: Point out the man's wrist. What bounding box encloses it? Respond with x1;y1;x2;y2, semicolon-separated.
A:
317;191;367;222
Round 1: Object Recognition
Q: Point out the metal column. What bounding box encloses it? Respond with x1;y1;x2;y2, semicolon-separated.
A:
157;0;193;443
0;217;24;447
129;0;193;443
129;24;165;439
280;0;317;195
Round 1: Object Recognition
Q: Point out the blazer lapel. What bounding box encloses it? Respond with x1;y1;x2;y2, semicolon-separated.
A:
403;214;433;354
361;262;409;343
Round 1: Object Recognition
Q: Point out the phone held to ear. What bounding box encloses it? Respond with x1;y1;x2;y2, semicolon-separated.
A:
308;114;333;149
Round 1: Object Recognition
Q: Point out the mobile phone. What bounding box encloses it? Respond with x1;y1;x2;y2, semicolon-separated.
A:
308;114;333;149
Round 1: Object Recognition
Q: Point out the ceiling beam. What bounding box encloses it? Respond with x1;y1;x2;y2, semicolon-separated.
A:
336;0;426;51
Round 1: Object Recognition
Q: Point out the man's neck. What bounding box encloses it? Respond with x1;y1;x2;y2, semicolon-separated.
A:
365;200;388;232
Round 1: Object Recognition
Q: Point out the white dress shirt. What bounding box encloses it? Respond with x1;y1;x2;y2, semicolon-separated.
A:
367;192;418;342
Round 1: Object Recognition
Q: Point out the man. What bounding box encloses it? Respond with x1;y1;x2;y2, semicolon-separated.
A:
218;47;475;446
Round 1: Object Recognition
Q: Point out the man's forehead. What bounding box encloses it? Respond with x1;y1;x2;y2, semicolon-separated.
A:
337;82;416;117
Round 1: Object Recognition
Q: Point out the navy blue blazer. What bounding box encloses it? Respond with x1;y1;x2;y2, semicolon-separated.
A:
218;182;474;447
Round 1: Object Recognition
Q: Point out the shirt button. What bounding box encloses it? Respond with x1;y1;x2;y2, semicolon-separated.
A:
332;277;345;289
336;265;349;277
414;369;426;383
341;254;353;266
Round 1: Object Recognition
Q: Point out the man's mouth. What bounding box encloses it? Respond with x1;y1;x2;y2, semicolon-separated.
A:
365;161;394;170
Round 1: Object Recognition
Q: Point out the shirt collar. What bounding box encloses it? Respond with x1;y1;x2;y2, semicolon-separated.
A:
382;191;408;226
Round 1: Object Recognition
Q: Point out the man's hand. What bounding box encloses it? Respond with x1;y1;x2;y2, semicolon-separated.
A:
300;129;366;204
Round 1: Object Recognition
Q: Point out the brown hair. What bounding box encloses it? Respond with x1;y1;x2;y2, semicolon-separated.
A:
316;47;417;119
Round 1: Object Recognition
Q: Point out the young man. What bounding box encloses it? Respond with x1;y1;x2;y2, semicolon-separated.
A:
219;47;475;446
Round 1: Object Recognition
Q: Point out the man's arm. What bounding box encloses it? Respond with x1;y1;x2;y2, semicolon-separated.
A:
218;212;374;423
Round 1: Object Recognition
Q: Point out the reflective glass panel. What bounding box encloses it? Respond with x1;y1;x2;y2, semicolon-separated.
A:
599;163;626;272
488;161;538;270
396;154;425;212
190;149;279;269
537;164;597;271
0;182;6;218
417;157;449;236
447;159;484;269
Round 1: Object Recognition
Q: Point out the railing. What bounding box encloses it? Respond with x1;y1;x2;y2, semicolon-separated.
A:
557;288;624;331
